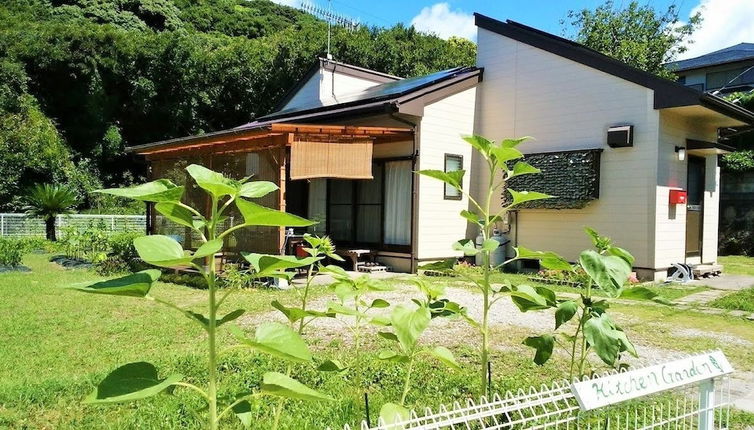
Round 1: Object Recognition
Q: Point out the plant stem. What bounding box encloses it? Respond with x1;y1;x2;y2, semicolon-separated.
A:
297;264;315;334
207;196;219;430
479;161;495;397
272;364;293;430
400;357;415;405
569;313;581;379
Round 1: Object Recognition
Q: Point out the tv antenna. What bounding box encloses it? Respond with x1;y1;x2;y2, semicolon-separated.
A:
300;0;360;60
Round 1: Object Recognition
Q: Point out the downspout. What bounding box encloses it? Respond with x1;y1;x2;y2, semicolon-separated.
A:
389;110;420;273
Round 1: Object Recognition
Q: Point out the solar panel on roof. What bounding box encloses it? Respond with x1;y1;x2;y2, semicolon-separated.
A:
263;67;471;119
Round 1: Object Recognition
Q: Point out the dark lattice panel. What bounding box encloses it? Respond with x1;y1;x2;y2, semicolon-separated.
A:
505;149;602;209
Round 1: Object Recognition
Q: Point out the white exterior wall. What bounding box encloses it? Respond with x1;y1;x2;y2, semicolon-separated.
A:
656;111;720;270
474;28;660;270
416;87;477;259
282;68;384;111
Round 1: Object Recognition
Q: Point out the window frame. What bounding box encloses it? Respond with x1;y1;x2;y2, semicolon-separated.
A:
443;153;464;200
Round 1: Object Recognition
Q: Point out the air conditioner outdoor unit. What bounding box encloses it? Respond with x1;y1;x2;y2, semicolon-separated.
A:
607;125;634;148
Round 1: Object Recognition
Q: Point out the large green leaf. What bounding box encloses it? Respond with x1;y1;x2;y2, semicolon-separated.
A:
514;247;573;271
232;400;252;428
234;322;312;363
619;287;671;305
242;253;321;277
154;202;200;230
186;164;239;197
489;146;524;164
193;239;223;260
134;235;192;267
95;179;183;203
236;199;314;227
68;270;161;298
239;181;278;198
462;135;493;157
579;250;631;297
460;210;481;226
555;300;578;330
501;137;531;148
379;402;410;428
416;169;465;190
523;335;554;365
430;346;461;371
271;300;332;323
481;239;499;252
418;258;456;272
452;239;479;256
218;309;245;326
84;362;182;404
508;161;540;178
260;372;333;401
317;359;347;372
507;189;552;207
377;350;410;363
583;314;621;365
613;327;638;357
607;246;635;266
510;285;551;312
391;305;431;353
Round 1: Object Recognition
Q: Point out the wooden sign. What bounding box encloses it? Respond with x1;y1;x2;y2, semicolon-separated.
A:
571;351;733;411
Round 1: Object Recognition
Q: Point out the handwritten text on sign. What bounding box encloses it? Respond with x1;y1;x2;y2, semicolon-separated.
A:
571;350;733;411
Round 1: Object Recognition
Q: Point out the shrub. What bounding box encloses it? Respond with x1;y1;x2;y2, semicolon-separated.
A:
92;231;144;275
0;238;25;267
59;222;110;261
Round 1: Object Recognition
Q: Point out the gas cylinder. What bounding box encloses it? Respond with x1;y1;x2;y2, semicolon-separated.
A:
475;228;510;267
489;228;510;268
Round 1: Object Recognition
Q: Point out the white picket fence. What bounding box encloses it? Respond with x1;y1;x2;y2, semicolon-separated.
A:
340;351;734;430
0;213;146;237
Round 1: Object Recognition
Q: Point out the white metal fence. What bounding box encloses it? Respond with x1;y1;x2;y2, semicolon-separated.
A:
341;351;733;430
0;213;146;237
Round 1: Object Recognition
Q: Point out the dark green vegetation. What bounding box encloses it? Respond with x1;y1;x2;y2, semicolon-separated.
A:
563;0;701;79
0;0;475;211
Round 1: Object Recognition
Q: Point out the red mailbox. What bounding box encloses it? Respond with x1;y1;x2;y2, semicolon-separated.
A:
669;189;687;205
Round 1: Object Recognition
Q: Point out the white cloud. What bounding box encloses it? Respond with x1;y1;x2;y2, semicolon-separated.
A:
677;0;754;60
410;3;476;41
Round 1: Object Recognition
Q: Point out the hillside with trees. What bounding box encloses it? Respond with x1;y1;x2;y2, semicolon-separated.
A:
0;0;476;211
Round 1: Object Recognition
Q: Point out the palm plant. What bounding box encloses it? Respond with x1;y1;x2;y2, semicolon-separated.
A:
24;183;78;241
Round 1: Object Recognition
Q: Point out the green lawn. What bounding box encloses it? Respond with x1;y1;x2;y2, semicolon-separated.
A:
0;255;561;429
2;254;753;429
709;256;754;312
720;255;754;277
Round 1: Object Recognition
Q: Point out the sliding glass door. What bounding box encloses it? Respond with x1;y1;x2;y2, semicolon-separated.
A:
324;159;412;252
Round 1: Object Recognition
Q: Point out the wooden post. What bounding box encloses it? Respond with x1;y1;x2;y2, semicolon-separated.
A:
698;378;716;430
277;134;290;254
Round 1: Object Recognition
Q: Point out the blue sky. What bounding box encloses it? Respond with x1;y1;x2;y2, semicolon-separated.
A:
274;0;754;60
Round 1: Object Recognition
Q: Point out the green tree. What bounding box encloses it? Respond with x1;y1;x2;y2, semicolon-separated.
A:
0;59;98;210
24;184;78;241
563;1;701;79
0;0;475;210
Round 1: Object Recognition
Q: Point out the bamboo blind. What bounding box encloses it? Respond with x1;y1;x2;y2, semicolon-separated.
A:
290;140;373;180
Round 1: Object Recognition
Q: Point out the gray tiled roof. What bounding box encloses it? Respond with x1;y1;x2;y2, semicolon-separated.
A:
668;43;754;72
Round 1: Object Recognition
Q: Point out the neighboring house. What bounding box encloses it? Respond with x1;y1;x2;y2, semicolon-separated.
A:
667;44;754;256
667;43;754;94
128;14;754;281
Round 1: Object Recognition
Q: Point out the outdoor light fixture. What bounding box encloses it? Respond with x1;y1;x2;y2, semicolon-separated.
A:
675;146;686;161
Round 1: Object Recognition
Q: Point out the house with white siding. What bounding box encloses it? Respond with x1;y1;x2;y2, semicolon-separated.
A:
128;14;754;281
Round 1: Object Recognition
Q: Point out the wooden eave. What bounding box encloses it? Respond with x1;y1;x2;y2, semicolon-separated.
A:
134;123;414;160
